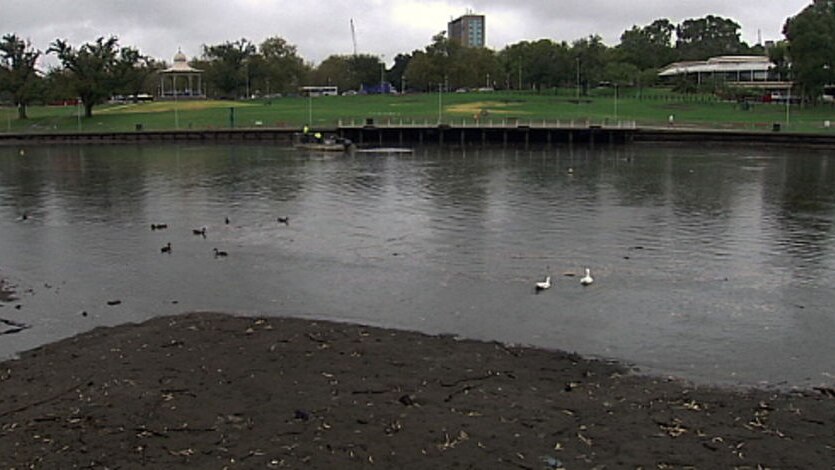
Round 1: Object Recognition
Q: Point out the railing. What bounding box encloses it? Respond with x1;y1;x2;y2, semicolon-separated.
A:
338;118;639;129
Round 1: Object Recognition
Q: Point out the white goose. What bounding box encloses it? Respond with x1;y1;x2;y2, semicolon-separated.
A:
535;276;552;291
580;268;594;286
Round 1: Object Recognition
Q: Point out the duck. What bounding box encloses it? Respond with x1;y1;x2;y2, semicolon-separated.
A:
161;242;172;254
151;223;168;231
580;268;593;286
225;217;230;225
213;248;228;257
192;227;207;237
277;216;289;225
535;276;551;292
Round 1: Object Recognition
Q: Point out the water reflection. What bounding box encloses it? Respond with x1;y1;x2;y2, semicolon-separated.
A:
0;143;833;388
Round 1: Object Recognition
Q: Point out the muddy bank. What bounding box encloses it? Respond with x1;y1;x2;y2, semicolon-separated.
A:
0;312;833;468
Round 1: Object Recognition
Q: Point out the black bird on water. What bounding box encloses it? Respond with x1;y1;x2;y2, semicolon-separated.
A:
151;223;168;231
213;248;228;257
225;217;230;225
192;227;207;237
277;216;289;225
161;242;172;254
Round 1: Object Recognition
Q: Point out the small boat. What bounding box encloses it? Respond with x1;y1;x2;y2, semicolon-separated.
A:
293;133;353;152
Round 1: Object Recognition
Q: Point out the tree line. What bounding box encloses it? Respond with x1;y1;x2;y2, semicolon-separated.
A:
1;4;833;118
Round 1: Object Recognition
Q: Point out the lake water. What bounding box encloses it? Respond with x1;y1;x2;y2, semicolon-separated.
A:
1;143;833;389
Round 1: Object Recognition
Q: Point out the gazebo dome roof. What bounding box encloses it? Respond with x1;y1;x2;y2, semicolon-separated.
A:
162;49;202;73
173;50;187;63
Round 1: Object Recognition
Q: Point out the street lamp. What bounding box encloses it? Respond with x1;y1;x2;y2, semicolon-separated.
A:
380;54;385;94
438;83;443;124
308;92;313;126
614;84;618;122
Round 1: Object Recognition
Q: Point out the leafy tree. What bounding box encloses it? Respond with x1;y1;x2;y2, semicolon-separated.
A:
199;38;256;98
615;19;676;70
675;15;747;60
112;49;159;101
767;40;791;82
48;36;145;117
572;36;610;94
402;51;437;91
249;36;308;95
0;34;41;119
783;0;835;100
388;53;412;91
403;32;458;91
310;55;353;90
498;39;572;90
348;54;385;89
309;54;383;91
41;68;75;104
450;46;499;90
602;61;641;86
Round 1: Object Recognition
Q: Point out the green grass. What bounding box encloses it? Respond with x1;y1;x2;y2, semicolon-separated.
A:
3;88;835;134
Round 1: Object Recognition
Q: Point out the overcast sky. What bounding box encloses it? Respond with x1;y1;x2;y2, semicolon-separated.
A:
1;0;811;67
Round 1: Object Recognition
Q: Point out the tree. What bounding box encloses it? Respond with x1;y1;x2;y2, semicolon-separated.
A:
388;53;412;92
450;47;499;90
404;32;458;91
310;55;352;91
348;54;385;89
676;15;747;60
112;49;159;101
0;34;41;119
49;36;145;117
498;39;572;90
200;38;256;98
572;36;610;94
250;36;308;95
602;61;641;86
615;19;676;70
783;0;835;100
402;51;437;91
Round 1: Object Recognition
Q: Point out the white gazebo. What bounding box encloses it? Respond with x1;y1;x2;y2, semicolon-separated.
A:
159;49;204;99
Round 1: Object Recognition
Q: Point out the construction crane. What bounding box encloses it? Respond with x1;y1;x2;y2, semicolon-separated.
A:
350;19;357;56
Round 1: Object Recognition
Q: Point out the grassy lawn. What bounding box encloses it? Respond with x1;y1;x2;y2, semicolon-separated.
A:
3;88;835;134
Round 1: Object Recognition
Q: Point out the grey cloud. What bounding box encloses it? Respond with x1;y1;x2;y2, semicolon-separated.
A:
0;0;811;69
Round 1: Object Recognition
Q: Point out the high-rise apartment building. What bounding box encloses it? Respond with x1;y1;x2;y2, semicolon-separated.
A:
448;13;485;48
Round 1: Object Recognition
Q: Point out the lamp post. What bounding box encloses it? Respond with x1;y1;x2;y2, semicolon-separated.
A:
380;55;385;94
438;83;443;124
576;57;581;101
785;83;792;128
308;92;313;126
518;61;522;90
245;63;250;99
614;84;619;122
174;80;179;130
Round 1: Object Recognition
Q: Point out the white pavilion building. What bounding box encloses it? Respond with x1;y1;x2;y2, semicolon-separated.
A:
159;49;204;99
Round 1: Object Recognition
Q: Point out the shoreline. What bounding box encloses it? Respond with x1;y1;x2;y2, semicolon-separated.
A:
1;311;832;468
5;126;835;148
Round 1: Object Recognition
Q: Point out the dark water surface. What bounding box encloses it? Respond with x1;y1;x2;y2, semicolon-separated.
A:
1;143;833;388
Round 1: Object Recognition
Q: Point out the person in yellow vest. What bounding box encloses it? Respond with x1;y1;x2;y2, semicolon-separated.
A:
314;132;322;142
